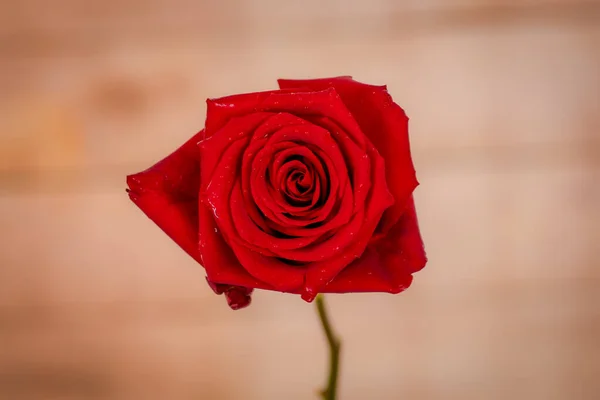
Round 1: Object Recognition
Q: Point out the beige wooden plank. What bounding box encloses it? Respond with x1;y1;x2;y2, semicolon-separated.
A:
0;281;598;399
0;165;598;400
419;164;599;285
0;164;596;306
1;1;597;39
0;23;598;174
0;192;210;306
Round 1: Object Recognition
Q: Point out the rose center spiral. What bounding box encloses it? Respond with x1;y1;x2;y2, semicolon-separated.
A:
278;158;316;206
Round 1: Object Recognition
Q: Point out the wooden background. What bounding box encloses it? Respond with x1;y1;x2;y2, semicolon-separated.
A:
0;0;599;399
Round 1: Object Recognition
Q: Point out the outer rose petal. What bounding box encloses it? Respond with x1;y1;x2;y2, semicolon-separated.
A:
126;131;257;310
206;88;368;154
278;77;418;233
374;197;427;275
126;132;203;262
205;90;295;137
319;196;426;293
198;195;272;291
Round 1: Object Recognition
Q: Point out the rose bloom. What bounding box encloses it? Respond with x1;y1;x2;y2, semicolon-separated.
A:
127;77;426;310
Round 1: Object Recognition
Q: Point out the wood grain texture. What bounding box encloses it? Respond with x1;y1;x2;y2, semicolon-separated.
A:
0;0;599;399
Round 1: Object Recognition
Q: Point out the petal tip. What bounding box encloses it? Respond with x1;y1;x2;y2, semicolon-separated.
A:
225;288;253;310
206;278;254;310
300;289;318;303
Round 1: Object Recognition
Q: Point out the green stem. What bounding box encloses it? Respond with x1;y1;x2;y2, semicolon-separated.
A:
315;294;341;400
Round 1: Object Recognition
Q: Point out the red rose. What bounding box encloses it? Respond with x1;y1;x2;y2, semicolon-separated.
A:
127;77;426;310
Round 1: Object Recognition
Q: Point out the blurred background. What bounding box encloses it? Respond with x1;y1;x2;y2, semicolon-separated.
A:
0;0;599;399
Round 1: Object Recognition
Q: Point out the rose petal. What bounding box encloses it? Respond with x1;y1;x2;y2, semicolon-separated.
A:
278;77;419;233
200;129;281;291
323;247;414;293
251;112;310;141
227;238;306;292
199;197;271;290
302;144;395;296
205;91;283;137
127;131;260;309
206;278;254;310
201;127;308;290
127;132;202;262
239;113;313;232
199;112;273;186
200;112;275;236
251;140;338;227
225;287;253;310
230;182;322;254
208;87;368;159
279;207;365;264
320;196;426;293
249;125;348;230
306;116;372;212
372;196;427;275
270;155;320;214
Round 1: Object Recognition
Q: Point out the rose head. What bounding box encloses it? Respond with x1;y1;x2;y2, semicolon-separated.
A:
127;77;426;310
